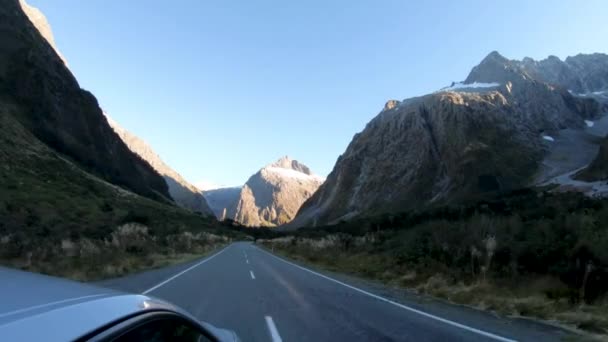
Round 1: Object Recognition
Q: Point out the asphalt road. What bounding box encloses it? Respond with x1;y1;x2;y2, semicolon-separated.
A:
99;242;578;342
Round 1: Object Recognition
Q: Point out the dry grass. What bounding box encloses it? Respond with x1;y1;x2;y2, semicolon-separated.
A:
95;247;225;281
1;223;232;281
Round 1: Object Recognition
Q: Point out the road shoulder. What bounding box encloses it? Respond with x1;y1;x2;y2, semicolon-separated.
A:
255;244;594;342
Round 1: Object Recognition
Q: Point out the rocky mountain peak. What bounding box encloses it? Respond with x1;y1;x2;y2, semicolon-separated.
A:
19;0;67;65
268;156;312;175
485;50;508;63
383;99;400;111
290;51;605;229
465;51;529;85
501;53;608;94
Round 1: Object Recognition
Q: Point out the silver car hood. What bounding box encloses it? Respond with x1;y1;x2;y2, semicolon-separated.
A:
0;267;238;342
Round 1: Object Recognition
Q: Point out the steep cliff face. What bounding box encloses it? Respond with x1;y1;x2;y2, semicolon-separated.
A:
291;52;604;228
106;116;213;215
0;0;169;201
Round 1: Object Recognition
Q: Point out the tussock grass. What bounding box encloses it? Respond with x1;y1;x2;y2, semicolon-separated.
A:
261;195;608;339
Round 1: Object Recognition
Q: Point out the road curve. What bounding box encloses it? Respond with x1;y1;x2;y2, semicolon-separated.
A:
99;242;576;342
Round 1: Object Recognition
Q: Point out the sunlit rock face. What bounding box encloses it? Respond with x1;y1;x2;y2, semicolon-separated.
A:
208;157;324;227
20;0;68;65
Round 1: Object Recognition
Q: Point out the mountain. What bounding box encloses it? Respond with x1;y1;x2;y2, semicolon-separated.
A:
231;157;324;226
0;0;230;277
291;52;607;228
1;0;169;201
516;54;608;94
202;187;242;220
203;157;324;226
106;116;213;215
17;0;210;214
18;0;67;65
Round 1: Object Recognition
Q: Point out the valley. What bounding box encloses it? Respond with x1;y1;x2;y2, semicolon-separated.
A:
2;0;608;340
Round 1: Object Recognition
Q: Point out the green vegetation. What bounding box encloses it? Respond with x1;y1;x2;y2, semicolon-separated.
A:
0;0;170;200
0;107;242;281
261;188;608;336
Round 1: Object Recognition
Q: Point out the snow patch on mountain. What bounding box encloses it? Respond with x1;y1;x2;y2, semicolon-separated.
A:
264;167;324;182
222;157;324;227
437;82;500;92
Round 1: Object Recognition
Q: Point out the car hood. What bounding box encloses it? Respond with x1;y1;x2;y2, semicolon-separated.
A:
0;267;239;342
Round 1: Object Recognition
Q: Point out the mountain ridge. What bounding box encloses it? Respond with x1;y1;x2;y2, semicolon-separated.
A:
1;0;170;201
105;115;213;215
290;51;607;228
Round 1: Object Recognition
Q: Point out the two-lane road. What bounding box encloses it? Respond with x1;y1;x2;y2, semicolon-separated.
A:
99;242;576;341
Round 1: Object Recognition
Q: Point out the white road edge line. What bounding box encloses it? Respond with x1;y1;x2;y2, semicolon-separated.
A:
142;245;230;294
255;246;517;342
265;316;283;342
250;270;256;280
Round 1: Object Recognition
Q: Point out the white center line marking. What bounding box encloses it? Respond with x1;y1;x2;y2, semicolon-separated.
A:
265;316;283;342
142;246;229;294
246;259;249;264
250;270;256;279
255;246;516;342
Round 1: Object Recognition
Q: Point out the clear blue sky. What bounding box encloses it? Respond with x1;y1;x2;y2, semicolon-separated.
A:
29;0;608;187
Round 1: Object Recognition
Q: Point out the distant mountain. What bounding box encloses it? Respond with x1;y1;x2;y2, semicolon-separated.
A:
203;157;324;226
291;51;607;228
106;116;213;216
195;181;228;192
202;187;241;220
